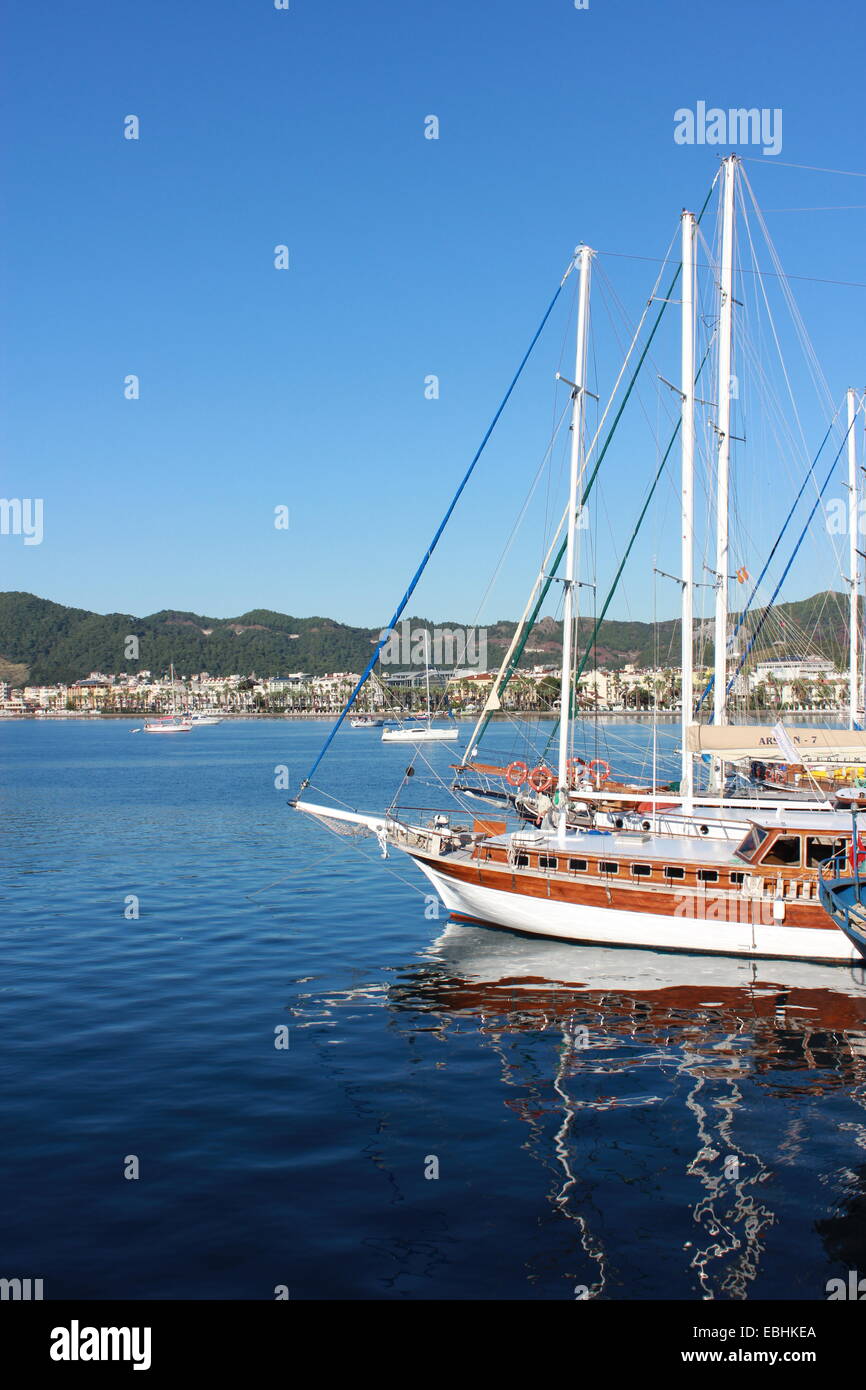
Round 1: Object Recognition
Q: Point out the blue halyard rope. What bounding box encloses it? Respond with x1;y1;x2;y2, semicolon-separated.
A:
294;269;571;794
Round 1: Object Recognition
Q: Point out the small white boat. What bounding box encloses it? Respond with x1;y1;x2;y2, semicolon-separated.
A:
350;716;383;728
380;633;457;743
381;723;459;743
143;665;192;731
185;711;223;726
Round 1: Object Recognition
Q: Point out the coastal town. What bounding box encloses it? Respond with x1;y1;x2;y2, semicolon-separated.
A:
0;653;848;717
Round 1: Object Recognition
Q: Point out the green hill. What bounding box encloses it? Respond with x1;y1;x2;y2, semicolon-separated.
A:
0;590;850;686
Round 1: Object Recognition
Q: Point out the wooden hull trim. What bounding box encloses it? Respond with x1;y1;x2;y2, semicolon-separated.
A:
410;855;858;964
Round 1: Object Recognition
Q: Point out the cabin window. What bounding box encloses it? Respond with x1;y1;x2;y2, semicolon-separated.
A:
568;858;588;872
730;871;745;886
539;855;557;870
599;861;619;875
761;835;802;867
698;869;718;883
805;835;846;868
737;826;770;860
631;864;652;877
515;853;529;868
665;866;685;880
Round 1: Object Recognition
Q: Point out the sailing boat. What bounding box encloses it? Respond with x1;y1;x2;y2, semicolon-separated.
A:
292;163;863;963
381;631;458;743
143;664;192;733
460;157;866;841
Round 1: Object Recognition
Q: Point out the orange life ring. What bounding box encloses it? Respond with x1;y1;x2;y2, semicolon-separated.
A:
528;764;555;794
849;835;866;875
505;760;529;787
588;758;611;785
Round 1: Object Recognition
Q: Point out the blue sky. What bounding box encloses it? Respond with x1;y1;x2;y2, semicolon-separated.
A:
2;0;864;630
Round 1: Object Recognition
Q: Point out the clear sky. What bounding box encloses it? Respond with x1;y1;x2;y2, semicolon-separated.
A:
2;0;864;630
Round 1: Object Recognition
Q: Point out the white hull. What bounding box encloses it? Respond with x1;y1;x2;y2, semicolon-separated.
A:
412;858;857;965
382;727;459;743
143;723;192;733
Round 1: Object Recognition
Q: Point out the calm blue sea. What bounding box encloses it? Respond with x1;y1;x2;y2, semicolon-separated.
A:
3;716;866;1301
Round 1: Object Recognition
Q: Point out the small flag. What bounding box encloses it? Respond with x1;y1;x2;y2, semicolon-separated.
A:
736;566;749;584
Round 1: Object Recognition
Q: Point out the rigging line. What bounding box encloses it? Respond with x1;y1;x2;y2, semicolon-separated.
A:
467;396;573;637
597;248;866;291
740;164;835;416
467;178;720;757
736;157;866;178
694;406;843;714
538;337;717;759
294;261;574;794
717;410;856;707
733;176;849;577
763;205;866;212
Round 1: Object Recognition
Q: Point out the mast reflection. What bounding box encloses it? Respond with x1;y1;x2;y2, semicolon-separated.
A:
386;924;866;1298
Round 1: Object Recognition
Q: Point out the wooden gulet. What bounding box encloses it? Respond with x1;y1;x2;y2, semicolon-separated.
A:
292;170;861;965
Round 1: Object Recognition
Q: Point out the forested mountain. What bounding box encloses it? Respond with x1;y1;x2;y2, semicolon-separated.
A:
0;590;850;685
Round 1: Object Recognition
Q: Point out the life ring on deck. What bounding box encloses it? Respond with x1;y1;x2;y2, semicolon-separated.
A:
849;835;866;875
528;765;556;794
506;760;529;787
588;758;611;785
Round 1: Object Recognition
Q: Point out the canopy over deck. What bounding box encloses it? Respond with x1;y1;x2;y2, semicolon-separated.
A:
685;724;866;763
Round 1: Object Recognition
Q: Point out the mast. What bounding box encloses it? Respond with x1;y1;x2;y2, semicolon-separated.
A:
680;209;696;809
556;245;593;816
713;155;737;733
424;627;432;724
849;387;860;729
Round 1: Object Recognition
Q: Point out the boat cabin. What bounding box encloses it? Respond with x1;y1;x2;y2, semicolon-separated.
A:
734;824;847;870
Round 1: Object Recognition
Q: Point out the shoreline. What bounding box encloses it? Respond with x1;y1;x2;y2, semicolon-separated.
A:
0;709;847;724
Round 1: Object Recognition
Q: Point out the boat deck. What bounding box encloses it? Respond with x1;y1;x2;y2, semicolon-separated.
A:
489;827;746;867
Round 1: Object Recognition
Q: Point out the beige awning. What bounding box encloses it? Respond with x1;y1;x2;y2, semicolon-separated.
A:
685;724;866;762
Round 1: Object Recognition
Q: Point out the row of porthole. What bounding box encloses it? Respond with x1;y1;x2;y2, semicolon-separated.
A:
511;854;745;886
611;815;710;836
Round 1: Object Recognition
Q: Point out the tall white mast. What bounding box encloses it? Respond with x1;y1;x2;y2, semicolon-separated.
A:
713;155;737;732
556;245;593;818
849;386;860;729
424;627;432;723
680;209;696;810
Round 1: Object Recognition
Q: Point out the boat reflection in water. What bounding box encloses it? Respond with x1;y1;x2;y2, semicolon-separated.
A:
385;925;866;1299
